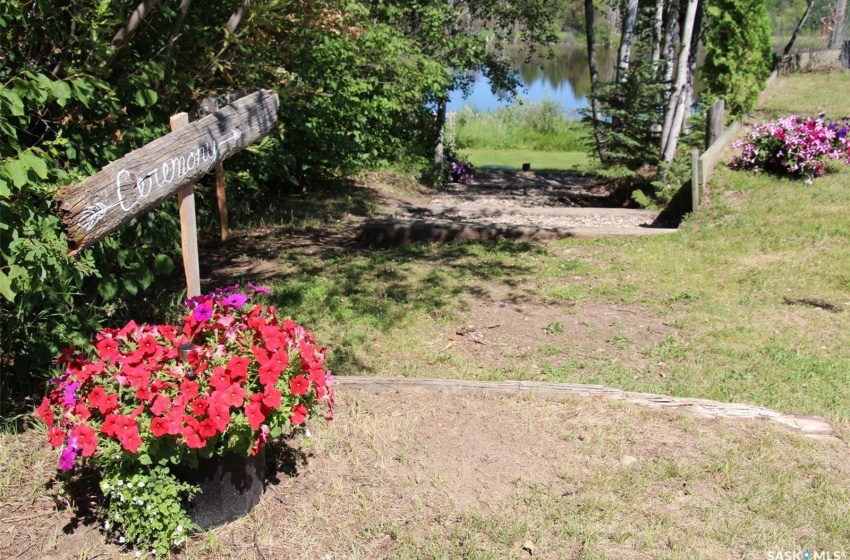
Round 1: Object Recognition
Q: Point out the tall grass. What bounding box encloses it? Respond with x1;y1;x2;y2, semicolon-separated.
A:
452;99;588;152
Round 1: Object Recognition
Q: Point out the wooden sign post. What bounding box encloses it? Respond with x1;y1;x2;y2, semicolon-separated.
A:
55;89;279;296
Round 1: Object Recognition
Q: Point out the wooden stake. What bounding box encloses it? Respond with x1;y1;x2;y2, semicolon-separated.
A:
705;99;724;150
215;161;230;241
691;149;700;212
170;112;201;297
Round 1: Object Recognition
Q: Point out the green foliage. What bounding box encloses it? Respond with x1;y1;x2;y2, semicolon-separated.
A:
455;99;588;152
100;464;197;556
0;0;563;413
702;0;773;116
584;62;666;170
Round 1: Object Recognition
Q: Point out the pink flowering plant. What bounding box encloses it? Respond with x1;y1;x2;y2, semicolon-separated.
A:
35;284;334;555
731;114;850;184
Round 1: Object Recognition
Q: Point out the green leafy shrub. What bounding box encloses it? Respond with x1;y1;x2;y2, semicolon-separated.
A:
702;0;773;117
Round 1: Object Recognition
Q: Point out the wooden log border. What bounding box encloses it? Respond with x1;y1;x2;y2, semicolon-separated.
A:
334;376;840;442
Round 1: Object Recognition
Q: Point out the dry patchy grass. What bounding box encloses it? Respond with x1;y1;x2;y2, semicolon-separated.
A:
3;390;848;559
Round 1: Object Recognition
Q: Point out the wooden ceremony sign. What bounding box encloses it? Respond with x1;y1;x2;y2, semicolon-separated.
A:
55;89;279;255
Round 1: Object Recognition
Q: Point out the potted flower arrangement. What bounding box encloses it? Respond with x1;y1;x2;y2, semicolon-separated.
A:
36;285;334;556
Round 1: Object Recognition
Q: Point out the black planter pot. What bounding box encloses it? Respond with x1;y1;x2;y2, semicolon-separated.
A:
180;447;266;530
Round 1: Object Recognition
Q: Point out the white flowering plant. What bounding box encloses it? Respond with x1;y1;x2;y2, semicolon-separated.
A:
99;465;196;555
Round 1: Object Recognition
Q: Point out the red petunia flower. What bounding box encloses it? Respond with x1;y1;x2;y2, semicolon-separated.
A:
36;397;54;428
220;383;246;408
206;399;231;433
179;379;199;402
290;375;309;396
72;424;98;457
136;335;159;357
150;394;171;416
48;426;65;448
308;368;326;389
225;356;250;380
150;417;169;438
245;399;267;431
198;419;218;438
182;417;206;449
290;403;308;425
190;397;209;417
96;337;120;362
163;408;183;435
262;386;282;409
209;366;232;392
74;402;92;420
111;415;143;453
88;387;119;415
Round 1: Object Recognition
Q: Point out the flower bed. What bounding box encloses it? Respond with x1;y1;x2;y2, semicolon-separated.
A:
731;114;850;184
36;285;334;555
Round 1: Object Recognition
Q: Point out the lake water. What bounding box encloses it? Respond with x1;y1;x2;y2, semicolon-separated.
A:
448;46;617;116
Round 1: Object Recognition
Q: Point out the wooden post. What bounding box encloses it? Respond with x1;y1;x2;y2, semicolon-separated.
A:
215;162;230;241
691;149;700;212
705;99;724;149
170;113;201;298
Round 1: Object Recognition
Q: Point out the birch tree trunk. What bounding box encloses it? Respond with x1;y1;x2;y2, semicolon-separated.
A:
650;0;666;73
661;0;700;162
585;0;607;161
660;0;679;84
616;0;640;83
434;99;446;177
103;0;159;69
680;0;703;134
830;0;847;49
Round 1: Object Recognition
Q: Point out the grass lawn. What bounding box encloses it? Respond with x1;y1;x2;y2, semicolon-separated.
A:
267;70;850;426
5;70;850;559
461;148;589;171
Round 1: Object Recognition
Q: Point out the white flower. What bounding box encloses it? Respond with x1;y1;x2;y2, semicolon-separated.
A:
126;482;133;489
116;480;124;486
175;525;183;534
119;536;126;544
101;482;111;490
104;521;110;530
137;481;145;488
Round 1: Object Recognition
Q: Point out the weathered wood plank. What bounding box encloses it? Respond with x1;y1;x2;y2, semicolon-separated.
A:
334;377;839;441
705;98;724;149
54;89;279;253
170;113;201;297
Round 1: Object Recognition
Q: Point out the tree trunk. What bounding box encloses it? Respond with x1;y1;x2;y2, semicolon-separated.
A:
616;0;640;83
660;0;679;84
434;99;446;178
661;0;700;162
783;0;816;56
830;0;847;49
166;0;193;55
226;0;252;34
650;0;666;73
104;0;159;68
680;0;702;135
585;0;607;161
